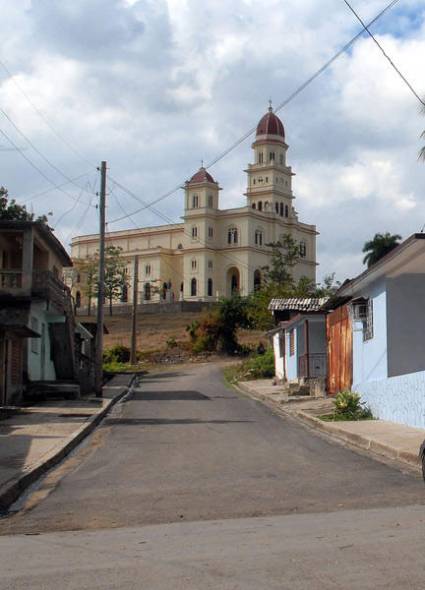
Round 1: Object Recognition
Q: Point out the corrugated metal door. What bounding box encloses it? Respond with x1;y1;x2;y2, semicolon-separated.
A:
327;305;352;395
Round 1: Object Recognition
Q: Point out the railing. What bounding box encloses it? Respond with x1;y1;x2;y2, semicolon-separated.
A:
0;270;23;291
298;353;327;379
32;270;73;314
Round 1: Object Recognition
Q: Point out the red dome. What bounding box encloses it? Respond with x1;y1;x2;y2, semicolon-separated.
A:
256;107;285;139
188;167;216;184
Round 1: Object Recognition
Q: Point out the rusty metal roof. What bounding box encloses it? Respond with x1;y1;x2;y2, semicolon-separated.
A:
268;297;329;312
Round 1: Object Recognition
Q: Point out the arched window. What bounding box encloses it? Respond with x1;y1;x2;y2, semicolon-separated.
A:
275;202;279;214
144;282;151;301
231;273;239;294
207;278;213;297
191;259;197;270
258;201;263;212
227;227;238;245
191;278;197;296
207;194;213;208
279;153;284;165
254;270;262;291
255;230;263;246
75;291;81;308
192;194;199;208
252;203;256;209
145;264;151;276
269;152;275;161
285;205;289;217
121;284;128;303
258;152;263;164
208;226;214;238
279;203;284;216
299;241;307;258
264;201;269;211
180;281;184;292
192;226;198;239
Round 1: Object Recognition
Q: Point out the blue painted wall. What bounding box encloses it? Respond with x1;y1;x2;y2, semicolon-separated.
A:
352;280;388;388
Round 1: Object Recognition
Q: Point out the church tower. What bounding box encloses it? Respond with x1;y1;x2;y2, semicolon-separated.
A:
245;103;296;221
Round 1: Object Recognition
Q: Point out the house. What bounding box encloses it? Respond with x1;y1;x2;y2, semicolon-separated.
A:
71;105;317;308
328;234;425;428
268;298;328;383
0;220;75;404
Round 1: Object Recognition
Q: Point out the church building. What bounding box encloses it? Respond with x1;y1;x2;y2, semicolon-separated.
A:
70;106;318;305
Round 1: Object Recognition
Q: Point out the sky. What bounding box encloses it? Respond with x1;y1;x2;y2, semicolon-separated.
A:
0;0;424;282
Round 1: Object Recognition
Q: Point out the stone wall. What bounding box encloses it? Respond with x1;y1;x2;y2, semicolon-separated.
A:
355;370;425;429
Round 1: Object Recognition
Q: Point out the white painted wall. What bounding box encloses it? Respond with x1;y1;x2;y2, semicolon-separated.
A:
27;302;57;382
272;332;285;380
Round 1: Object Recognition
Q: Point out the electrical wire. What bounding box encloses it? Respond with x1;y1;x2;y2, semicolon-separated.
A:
343;0;425;107
0;59;97;169
107;0;402;225
22;171;92;204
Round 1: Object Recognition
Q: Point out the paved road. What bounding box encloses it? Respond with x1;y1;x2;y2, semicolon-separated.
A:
1;363;424;588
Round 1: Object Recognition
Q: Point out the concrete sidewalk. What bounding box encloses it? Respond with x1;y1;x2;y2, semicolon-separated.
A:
237;379;425;472
0;373;137;512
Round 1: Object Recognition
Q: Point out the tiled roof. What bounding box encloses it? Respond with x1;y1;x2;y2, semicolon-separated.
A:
256;108;285;138
268;297;329;312
187;167;216;185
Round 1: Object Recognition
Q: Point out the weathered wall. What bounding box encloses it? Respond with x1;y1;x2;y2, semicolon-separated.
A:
357;370;425;429
272;332;285;380
387;274;425;377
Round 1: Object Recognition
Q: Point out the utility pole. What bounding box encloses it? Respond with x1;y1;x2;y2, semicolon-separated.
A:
95;161;107;397
130;255;139;365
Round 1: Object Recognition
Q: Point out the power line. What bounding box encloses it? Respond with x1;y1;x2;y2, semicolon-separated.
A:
0;59;96;169
107;0;401;226
343;0;425;107
21;171;92;204
0;103;95;199
0;127;96;207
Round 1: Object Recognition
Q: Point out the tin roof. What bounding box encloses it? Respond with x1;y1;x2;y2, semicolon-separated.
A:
268;297;329;312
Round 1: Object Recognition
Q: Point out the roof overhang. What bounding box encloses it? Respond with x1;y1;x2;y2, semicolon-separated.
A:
338;234;425;297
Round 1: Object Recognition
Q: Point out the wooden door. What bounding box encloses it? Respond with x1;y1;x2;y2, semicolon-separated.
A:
326;305;352;395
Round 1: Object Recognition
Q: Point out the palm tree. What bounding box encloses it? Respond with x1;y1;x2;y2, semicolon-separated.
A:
362;233;402;268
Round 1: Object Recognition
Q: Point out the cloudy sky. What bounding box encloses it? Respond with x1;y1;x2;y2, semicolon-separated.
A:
0;0;424;282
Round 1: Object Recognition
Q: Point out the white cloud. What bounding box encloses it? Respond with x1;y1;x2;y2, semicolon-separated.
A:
0;0;424;282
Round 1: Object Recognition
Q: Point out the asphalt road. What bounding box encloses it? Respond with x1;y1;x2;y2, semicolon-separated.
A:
1;362;425;588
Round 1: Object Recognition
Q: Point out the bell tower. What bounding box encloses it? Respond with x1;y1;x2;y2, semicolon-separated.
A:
245;103;295;219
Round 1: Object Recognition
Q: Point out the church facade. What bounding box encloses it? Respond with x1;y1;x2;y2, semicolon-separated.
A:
70;107;317;305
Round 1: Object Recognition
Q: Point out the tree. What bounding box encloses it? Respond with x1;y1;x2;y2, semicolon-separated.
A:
73;256;98;315
103;246;128;316
362;233;402;268
262;234;300;288
0;186;48;222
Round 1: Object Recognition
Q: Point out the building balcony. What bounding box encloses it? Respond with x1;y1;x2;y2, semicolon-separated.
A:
0;269;71;313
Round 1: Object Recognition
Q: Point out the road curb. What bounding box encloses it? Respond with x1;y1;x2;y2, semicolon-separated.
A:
234;383;421;473
0;373;138;512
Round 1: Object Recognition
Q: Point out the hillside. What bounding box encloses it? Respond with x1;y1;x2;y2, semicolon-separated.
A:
77;310;265;354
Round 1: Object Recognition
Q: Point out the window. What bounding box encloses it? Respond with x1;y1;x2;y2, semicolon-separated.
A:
285;205;289;217
76;273;81;284
121;284;128;302
75;291;81;308
289;329;295;356
258;152;263;164
253;178;256;185
279;154;284;165
228;227;238;245
208;226;214;238
275;202;279;214
207;278;213;297
350;298;374;341
252;203;256;209
191;259;197;270
207;194;213;208
258;201;263;211
299;241;306;258
31;317;40;354
192;194;199;208
192;226;198;239
145;264;151;276
265;176;268;183
208;260;213;270
254;269;262;290
191;277;197;296
269;152;275;161
255;230;263;246
279;203;284;217
363;299;374;341
144;282;151;301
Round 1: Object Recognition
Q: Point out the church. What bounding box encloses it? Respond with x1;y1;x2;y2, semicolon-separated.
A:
70;106;318;305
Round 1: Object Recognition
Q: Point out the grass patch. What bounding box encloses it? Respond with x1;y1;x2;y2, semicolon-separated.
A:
223;349;275;384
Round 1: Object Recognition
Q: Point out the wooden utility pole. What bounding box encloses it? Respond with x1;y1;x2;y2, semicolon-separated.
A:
95;161;107;397
130;255;139;365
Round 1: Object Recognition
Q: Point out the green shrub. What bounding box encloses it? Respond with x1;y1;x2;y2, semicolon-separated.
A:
103;344;131;364
224;348;275;383
327;390;373;421
166;336;178;349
